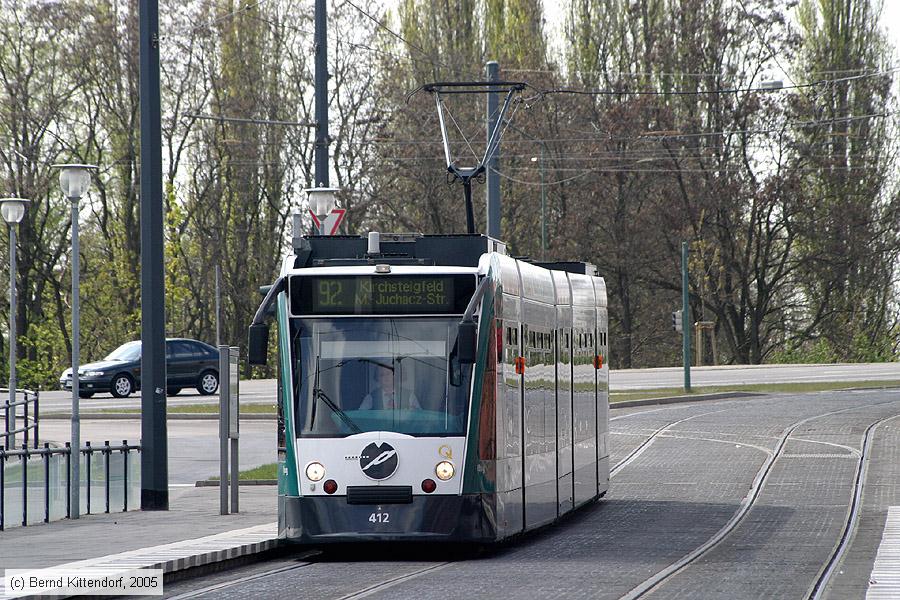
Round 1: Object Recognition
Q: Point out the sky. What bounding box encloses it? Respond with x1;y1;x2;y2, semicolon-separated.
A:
541;1;900;77
381;1;900;78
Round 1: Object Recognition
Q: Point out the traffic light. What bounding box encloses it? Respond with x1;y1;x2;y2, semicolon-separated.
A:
672;310;683;333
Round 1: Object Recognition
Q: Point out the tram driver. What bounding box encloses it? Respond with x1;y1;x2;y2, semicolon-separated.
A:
359;364;421;410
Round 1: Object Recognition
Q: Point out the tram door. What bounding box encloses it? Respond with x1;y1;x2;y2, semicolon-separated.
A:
597;307;610;492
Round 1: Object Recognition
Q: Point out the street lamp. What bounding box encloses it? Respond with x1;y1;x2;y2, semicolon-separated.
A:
305;187;339;234
0;197;29;447
53;163;97;520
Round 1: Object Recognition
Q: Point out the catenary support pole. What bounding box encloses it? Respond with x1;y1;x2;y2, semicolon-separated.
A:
682;241;692;392
486;61;500;239
139;0;168;510
314;0;329;187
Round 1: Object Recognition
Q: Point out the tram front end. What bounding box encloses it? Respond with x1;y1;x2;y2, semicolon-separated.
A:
259;264;497;543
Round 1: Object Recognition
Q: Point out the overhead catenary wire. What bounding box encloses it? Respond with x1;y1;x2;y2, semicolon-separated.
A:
360;109;899;146
522;67;899;101
160;0;270;40
188;113;315;127
504;66;885;78
343;0;459;74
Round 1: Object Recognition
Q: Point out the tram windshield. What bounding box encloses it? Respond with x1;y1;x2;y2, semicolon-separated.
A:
290;318;472;437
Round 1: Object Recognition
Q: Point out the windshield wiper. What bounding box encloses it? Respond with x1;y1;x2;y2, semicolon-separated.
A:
309;356;362;434
313;388;362;434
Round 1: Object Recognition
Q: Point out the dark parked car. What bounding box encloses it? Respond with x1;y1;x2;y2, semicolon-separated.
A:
59;338;220;398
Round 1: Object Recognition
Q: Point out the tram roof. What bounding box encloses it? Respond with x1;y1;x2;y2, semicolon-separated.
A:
284;264;480;277
290;233;506;269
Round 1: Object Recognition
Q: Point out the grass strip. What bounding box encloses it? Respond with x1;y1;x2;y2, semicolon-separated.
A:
209;462;278;481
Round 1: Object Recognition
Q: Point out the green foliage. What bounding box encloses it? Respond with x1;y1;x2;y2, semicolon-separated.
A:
0;0;897;378
17;321;67;390
768;339;838;365
769;331;899;364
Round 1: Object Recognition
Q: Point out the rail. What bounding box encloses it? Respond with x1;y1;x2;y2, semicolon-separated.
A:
1;388;39;449
0;440;141;531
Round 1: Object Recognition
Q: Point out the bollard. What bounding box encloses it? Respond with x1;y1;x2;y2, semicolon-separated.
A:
43;443;50;523
23;395;29;449
104;440;110;513
1;444;5;531
33;391;39;449
123;440;129;511
64;442;71;518
85;441;92;514
21;444;27;527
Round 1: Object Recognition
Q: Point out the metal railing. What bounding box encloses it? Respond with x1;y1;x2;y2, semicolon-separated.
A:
0;440;140;531
1;388;39;449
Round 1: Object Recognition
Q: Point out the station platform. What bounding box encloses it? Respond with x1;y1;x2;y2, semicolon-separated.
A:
0;486;279;597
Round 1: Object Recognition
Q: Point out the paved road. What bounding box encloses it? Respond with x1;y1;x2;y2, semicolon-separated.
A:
159;389;900;599
34;363;900;412
37;419;276;484
611;361;900;390
36;378;279;413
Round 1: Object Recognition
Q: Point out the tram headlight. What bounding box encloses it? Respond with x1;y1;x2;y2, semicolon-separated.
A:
305;461;326;481
435;461;455;481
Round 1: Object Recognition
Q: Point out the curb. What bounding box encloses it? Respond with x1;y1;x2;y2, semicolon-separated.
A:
0;523;283;599
196;479;277;487
611;391;765;409
42;413;276;420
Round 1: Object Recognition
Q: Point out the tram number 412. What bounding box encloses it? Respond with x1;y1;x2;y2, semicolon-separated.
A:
369;512;390;523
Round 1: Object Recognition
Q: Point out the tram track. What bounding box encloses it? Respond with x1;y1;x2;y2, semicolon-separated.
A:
610;407;734;477
334;561;454;599
166;559;318;599
806;413;900;600
169;397;894;599
617;398;900;600
316;405;739;600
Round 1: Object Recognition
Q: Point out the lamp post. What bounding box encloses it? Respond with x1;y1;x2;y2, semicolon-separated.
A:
305;187;339;234
53;163;97;519
0;198;29;446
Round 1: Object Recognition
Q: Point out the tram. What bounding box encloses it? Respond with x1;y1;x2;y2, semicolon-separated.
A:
249;231;609;543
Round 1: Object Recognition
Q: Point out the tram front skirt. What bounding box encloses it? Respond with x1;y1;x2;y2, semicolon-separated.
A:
278;493;497;543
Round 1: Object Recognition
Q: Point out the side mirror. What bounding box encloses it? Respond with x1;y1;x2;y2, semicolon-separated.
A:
458;320;477;365
248;324;270;366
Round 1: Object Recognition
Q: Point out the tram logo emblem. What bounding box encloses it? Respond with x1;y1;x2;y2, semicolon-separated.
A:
438;445;453;459
359;442;399;480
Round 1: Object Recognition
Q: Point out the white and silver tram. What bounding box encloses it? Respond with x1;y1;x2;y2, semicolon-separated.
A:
249;232;609;543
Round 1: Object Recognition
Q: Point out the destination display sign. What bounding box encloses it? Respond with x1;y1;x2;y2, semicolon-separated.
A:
290;274;476;315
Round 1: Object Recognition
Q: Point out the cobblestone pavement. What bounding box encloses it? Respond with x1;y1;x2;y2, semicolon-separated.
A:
0;486;276;570
161;390;900;600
